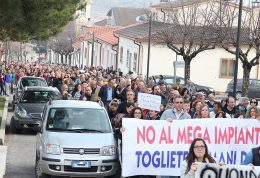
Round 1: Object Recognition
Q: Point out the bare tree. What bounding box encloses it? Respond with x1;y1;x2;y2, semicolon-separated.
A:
220;1;260;97
153;0;222;82
48;21;76;64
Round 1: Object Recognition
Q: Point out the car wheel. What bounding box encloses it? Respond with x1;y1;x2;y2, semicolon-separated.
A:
10;117;22;134
35;155;51;178
236;92;242;99
199;90;208;98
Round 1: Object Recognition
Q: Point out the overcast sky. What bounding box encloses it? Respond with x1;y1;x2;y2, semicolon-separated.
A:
91;0;159;20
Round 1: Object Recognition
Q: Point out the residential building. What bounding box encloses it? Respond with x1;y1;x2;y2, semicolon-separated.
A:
71;26;120;68
114;21;260;92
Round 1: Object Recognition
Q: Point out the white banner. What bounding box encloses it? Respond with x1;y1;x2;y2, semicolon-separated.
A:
137;93;161;111
122;118;260;177
195;163;260;178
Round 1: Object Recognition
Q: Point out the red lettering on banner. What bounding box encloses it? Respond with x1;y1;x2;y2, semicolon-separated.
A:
187;126;193;144
215;127;260;144
194;126;201;138
159;128;167;144
245;128;254;144
256;128;260;144
204;128;211;143
237;129;245;144
137;126;156;144
159;126;173;144
228;127;234;143
146;126;156;144
217;128;228;144
177;126;211;144
177;128;186;143
168;126;173;144
137;126;145;144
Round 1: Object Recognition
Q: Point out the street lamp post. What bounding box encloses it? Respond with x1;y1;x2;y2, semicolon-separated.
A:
146;15;152;85
233;0;243;99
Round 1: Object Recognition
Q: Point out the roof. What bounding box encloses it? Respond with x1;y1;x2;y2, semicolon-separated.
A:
72;41;81;50
73;26;120;47
151;0;251;10
151;0;207;9
21;76;45;80
94;19;108;26
115;21;169;40
51;100;103;109
24;86;59;92
115;22;251;45
96;30;119;45
107;7;150;26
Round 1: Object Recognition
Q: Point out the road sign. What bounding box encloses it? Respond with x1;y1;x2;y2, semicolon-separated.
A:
173;61;185;68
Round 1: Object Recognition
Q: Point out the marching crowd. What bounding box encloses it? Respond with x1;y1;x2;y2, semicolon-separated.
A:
1;61;259;178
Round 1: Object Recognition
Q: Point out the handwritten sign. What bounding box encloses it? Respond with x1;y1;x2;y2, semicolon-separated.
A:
122;119;260;177
195;163;260;178
138;93;161;111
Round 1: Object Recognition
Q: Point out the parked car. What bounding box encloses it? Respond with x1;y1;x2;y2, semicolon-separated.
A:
35;100;120;178
10;86;61;133
12;76;48;110
154;75;215;97
226;79;260;99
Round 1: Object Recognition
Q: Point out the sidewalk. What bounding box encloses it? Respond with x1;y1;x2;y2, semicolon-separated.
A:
0;146;7;177
0;96;9;178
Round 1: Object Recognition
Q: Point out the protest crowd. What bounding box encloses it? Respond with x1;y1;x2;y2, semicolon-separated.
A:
1;61;260;178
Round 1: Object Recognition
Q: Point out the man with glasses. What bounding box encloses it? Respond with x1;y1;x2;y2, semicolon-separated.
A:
160;96;191;121
160;96;191;178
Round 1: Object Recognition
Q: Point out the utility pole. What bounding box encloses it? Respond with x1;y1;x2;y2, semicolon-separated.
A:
233;0;243;99
146;15;152;84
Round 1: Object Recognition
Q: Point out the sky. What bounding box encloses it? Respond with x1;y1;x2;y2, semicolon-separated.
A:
91;0;160;20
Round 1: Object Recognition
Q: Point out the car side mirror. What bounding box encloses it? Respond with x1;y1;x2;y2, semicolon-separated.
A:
35;121;42;133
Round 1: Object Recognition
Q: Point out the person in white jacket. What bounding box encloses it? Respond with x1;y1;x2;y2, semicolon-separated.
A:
180;138;216;178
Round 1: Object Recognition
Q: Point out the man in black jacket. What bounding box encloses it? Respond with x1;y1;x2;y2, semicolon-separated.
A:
242;146;260;166
98;78;115;110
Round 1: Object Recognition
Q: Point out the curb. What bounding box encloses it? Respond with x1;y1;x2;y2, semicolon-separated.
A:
0;145;7;177
0;96;9;145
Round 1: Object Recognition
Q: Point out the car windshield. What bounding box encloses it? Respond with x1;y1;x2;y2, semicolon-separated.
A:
46;108;111;133
20;91;59;103
21;78;47;88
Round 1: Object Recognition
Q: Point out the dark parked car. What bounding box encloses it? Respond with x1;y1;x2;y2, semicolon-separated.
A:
226;79;260;99
154;75;215;97
10;86;61;133
12;76;48;110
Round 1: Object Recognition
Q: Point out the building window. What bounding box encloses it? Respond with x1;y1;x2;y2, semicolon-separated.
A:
129;53;132;70
133;53;138;72
120;47;123;63
219;58;235;78
126;50;129;67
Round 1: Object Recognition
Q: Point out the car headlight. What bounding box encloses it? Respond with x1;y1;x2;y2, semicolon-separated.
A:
209;88;214;92
16;106;27;118
45;144;61;155
101;145;117;156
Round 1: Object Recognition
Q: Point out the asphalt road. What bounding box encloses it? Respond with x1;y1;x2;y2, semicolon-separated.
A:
5;99;36;178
